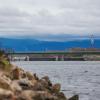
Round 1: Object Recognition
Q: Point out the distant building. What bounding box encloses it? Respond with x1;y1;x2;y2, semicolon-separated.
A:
69;48;100;52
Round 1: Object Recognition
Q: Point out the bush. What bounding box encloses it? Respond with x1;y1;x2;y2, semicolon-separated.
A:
0;59;12;72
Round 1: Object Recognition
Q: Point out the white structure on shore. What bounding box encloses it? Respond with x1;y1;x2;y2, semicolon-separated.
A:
9;56;29;61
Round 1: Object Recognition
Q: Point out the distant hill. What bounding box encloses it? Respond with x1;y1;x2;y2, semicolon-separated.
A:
0;38;100;52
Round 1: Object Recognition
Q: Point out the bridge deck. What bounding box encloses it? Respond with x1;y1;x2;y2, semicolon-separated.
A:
8;51;100;55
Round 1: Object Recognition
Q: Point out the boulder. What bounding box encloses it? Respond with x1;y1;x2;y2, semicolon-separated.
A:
42;76;52;86
33;91;58;100
18;79;34;90
68;95;79;100
32;82;45;91
39;79;51;89
52;83;61;93
0;88;14;100
20;90;58;100
26;72;35;80
16;90;33;100
57;92;67;100
0;75;11;90
10;81;22;92
12;67;20;80
33;73;39;80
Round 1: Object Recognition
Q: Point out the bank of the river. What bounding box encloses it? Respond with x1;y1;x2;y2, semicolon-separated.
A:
12;61;100;100
0;52;78;100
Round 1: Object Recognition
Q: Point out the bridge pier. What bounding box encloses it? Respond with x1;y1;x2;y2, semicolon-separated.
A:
61;55;64;61
25;56;29;61
55;56;58;61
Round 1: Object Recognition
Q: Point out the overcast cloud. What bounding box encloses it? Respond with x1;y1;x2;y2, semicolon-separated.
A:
0;0;100;39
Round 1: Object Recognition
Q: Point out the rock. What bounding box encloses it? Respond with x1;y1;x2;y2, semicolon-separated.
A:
32;82;45;91
39;79;51;90
30;79;38;85
0;75;11;90
84;70;88;73
42;76;52;86
18;79;30;90
12;67;20;80
11;81;22;92
20;90;58;100
42;76;49;81
52;83;61;93
0;88;14;100
17;90;33;100
33;73;39;80
33;91;58;100
26;72;35;80
57;92;67;100
18;79;34;90
68;95;79;100
19;68;28;79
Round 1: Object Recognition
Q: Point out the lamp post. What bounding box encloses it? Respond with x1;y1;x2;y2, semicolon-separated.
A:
90;34;94;48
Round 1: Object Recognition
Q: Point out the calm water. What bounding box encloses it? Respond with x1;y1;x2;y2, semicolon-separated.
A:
12;61;100;100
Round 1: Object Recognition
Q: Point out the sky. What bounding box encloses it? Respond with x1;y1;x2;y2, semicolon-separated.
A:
0;0;100;40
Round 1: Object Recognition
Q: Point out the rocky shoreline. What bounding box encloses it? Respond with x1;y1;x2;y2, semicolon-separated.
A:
0;51;79;100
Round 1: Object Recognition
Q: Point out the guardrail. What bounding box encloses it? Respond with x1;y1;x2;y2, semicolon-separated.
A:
8;51;100;55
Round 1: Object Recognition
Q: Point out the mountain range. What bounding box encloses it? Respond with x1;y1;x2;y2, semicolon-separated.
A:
0;37;100;52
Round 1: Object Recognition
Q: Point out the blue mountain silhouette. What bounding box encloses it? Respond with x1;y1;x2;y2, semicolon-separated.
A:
0;38;100;52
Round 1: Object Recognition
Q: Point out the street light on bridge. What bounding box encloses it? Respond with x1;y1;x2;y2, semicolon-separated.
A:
90;34;94;48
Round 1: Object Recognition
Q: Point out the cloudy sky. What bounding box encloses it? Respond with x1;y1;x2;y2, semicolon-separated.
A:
0;0;100;40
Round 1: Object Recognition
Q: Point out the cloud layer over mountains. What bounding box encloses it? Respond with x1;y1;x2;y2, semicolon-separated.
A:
0;0;100;39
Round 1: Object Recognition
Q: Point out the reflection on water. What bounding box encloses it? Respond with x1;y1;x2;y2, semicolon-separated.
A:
12;61;100;100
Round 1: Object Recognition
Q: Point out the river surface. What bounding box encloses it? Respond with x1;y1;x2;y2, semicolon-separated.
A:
12;61;100;100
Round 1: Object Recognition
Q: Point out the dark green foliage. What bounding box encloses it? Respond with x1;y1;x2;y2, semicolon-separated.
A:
0;50;5;56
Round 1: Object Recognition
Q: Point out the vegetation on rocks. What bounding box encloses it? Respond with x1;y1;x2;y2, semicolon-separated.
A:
0;50;79;100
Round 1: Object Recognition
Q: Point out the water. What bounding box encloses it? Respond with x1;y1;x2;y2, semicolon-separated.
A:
12;61;100;100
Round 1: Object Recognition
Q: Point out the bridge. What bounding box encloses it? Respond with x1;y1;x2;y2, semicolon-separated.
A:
8;51;100;61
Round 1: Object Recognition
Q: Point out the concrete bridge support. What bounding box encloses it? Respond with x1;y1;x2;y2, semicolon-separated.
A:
55;56;58;61
61;55;64;61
